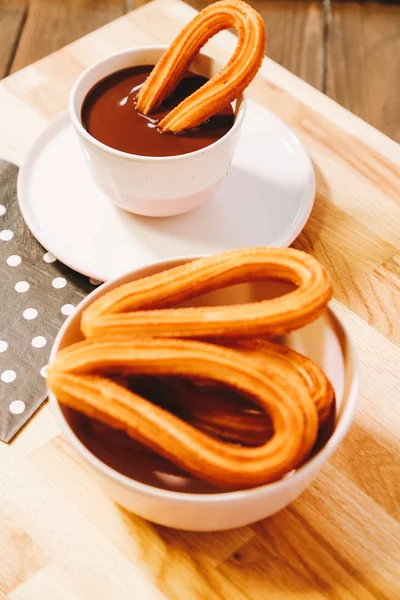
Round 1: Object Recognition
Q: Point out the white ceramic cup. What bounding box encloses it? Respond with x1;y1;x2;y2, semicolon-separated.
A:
48;257;359;532
69;46;246;217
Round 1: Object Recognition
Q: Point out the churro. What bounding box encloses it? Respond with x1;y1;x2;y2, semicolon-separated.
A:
81;248;332;341
128;375;271;446
48;338;318;487
130;338;334;445
136;0;266;132
230;339;335;424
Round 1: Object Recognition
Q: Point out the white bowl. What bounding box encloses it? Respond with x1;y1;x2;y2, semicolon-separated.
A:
48;257;359;531
69;46;246;217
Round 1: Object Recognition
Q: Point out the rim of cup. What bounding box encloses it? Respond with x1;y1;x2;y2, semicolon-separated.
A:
69;45;247;163
48;256;359;505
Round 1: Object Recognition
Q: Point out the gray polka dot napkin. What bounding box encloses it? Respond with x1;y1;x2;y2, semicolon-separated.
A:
0;160;98;442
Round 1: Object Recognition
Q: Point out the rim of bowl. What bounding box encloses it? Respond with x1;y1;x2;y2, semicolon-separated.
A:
48;255;359;503
69;45;247;163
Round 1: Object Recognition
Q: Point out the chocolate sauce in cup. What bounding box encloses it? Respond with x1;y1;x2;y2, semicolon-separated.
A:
81;66;235;158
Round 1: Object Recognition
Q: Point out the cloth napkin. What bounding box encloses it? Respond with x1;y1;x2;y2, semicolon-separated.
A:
0;159;98;442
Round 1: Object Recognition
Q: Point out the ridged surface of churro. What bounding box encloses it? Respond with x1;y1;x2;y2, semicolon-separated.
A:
131;338;334;445
48;338;318;486
126;375;270;446
81;248;332;340
230;339;335;424
135;0;266;132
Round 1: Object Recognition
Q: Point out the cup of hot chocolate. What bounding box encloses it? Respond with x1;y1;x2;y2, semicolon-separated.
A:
69;46;246;217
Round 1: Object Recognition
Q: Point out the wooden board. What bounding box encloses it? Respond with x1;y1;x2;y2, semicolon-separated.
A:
327;1;400;143
10;0;126;73
0;0;27;79
253;0;324;90
0;0;400;597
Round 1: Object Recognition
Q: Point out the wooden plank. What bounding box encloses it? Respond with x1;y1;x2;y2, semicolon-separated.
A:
0;507;49;595
253;0;324;90
327;1;400;143
10;0;127;73
0;0;27;79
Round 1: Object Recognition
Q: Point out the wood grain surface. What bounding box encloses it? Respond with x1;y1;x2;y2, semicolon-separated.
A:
247;0;324;90
0;0;400;597
10;0;126;73
327;0;400;143
0;0;26;78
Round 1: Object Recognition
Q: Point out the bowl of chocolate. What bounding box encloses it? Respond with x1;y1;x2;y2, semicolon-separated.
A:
47;248;359;532
70;45;245;217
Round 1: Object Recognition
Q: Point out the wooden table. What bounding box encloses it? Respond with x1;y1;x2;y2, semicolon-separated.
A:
1;1;400;597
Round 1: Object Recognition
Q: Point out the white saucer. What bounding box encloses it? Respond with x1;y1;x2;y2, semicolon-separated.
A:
18;102;315;281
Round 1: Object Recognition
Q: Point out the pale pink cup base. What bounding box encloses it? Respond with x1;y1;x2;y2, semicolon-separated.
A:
99;177;224;217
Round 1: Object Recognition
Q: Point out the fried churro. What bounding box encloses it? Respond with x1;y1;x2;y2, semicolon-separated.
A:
48;338;318;487
125;375;270;446
136;0;266;133
81;248;332;341
230;339;335;425
131;338;334;446
49;247;335;487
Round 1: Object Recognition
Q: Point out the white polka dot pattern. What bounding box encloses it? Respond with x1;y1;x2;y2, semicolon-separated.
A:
0;159;97;442
9;400;26;415
7;255;21;267
23;308;38;320
61;303;75;316
32;336;47;348
52;277;67;289
1;370;16;383
0;230;14;241
43;252;56;263
15;281;30;293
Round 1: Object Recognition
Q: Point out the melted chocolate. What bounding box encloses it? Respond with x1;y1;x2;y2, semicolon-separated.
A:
81;65;235;157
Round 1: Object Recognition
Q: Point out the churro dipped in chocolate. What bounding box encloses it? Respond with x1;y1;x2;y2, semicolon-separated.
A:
48;338;318;487
130;375;271;446
49;248;335;488
136;0;266;133
230;339;335;425
132;339;334;446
